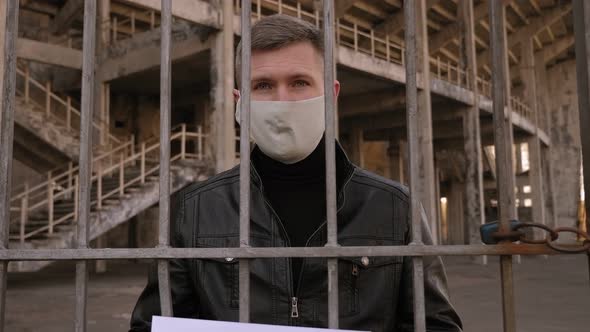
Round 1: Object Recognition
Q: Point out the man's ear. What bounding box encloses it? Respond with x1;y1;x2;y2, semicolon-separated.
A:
333;79;341;101
233;89;240;102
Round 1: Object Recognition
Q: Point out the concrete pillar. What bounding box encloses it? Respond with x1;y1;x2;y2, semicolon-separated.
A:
459;0;486;261
416;0;438;243
209;0;235;173
520;38;546;233
0;0;6;128
401;140;409;184
387;142;404;183
96;1;111;146
534;52;558;228
502;6;519;221
573;0;590;236
95;234;107;273
434;165;442;241
349;127;364;167
447;180;465;245
99;0;111;46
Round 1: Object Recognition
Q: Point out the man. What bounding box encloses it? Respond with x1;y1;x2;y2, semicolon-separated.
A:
130;14;462;331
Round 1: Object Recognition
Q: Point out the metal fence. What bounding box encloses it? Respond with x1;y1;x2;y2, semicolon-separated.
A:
0;1;589;332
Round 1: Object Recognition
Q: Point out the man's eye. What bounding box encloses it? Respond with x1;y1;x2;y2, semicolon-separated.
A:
254;82;271;90
293;80;309;87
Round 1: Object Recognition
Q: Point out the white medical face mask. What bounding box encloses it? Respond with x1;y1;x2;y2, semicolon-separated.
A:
235;95;325;164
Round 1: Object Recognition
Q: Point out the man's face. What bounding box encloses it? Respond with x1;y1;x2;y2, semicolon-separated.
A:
233;41;340;102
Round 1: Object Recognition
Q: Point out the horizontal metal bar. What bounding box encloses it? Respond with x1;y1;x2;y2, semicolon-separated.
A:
0;244;578;261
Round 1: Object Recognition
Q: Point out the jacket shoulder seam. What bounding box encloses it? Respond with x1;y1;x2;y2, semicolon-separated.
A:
351;171;409;202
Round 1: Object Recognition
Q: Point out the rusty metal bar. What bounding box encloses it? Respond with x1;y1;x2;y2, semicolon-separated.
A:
404;1;426;331
157;0;173;317
0;243;576;261
0;1;19;330
573;0;590;284
239;0;252;323
489;1;517;331
322;0;339;328
75;1;97;331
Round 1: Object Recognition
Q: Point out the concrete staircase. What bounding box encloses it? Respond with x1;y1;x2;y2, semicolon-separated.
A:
8;125;212;272
13;65;123;172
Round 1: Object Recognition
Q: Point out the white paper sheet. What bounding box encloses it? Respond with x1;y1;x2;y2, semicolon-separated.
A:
151;316;369;332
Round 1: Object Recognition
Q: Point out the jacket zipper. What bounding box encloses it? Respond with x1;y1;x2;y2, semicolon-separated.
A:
251;164;298;322
259;194;299;323
290;297;299;318
251;162;356;323
291;169;355;320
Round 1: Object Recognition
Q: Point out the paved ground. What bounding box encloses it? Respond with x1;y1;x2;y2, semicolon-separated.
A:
5;254;590;331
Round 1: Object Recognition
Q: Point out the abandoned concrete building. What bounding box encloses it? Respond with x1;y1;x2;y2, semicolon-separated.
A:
1;0;590;331
3;0;583;270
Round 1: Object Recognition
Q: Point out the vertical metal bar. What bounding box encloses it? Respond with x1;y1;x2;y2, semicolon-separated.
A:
119;154;124;196
75;1;96;331
47;173;54;234
370;29;375;57
131;11;136;35
113;16;117;41
239;0;252;323
573;0;590;284
197;125;203;161
74;175;79;221
45;81;51;116
130;134;136;164
489;1;516;331
403;1;426;331
105;83;110;146
257;0;261;19
322;0;339;328
158;0;173;317
181;124;186;160
315;8;319;27
24;65;29;102
353;23;358;51
386;35;390;61
97;163;102;210
99;83;105;145
19;189;27;245
141;143;146;184
67;96;72;129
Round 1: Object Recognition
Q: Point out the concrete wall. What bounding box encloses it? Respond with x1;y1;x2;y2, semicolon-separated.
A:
547;59;582;229
102;206;158;248
11;160;43;188
362;141;390;178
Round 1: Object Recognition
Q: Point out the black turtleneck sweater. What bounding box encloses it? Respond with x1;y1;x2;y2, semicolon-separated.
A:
251;139;327;291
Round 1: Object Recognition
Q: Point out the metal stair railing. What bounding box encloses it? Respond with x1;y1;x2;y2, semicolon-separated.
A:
14;65;121;148
242;0;535;125
106;6;161;42
9;124;207;244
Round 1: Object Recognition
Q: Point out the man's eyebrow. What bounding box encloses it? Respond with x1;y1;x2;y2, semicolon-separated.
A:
251;71;316;83
251;75;275;83
289;73;315;81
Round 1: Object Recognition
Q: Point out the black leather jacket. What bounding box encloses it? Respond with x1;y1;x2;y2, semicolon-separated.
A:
130;144;462;331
